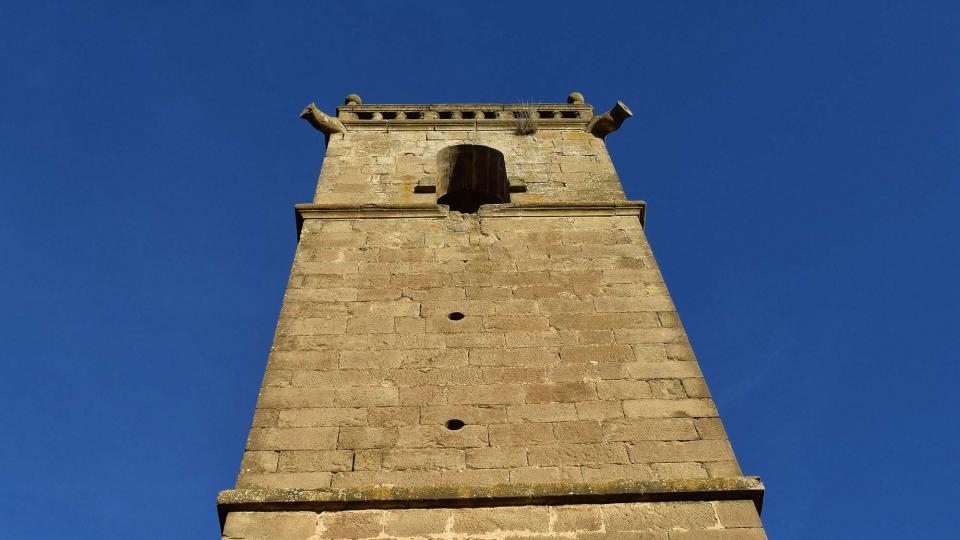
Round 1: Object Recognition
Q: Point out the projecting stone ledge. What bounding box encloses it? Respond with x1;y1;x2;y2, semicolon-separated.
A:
293;200;647;237
218;476;764;527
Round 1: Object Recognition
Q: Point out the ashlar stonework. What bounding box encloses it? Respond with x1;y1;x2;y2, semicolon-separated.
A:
218;93;766;539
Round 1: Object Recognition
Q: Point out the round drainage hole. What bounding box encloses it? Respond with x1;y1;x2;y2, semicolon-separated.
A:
448;312;465;321
445;419;465;430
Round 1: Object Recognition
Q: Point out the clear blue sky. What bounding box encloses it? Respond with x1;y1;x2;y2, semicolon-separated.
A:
1;1;957;538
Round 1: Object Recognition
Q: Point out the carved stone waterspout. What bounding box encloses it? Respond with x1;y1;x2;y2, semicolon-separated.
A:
587;101;632;139
299;103;347;135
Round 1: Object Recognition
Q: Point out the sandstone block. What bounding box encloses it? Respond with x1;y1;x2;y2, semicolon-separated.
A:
651;462;709;480
451;506;551;535
552;313;660;331
382;448;464;470
509;465;582;484
396;425;489;448
594;296;675;312
337;427;399;449
603;418;699;441
597;379;653;400
489;423;555;446
421;404;507;424
258;388;336;409
278;408;367;428
627;440;735;463
318;510;383;539
382;508;452;537
576;401;624;421
235;471;332;489
247;427;338;451
334;386;399;407
667;531;767;539
470;348;559;367
553;421;604;443
367;406;419;427
622;399;718;418
705;460;743;478
527;443;629;466
602;501;718;532
683;377;711;398
278;450;354;472
222;511;317;539
581;463;653;482
507;403;578;423
623;361;698;380
695;418;728;439
552;505;603;533
466;446;527;469
239;451;278;473
714;500;763;528
524;382;596;403
560;344;635;363
448;384;525;405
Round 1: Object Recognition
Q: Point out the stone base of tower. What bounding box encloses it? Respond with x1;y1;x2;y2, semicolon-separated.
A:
218;478;765;539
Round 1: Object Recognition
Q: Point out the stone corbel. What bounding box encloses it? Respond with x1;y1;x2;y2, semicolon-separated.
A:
587;101;632;139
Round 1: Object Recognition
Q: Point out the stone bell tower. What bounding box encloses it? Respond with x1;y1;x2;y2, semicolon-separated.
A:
217;92;767;539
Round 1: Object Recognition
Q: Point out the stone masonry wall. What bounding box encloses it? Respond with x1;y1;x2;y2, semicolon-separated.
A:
236;212;742;491
222;500;766;539
315;128;625;206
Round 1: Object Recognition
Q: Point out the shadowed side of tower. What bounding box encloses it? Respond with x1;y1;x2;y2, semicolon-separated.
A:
218;94;766;539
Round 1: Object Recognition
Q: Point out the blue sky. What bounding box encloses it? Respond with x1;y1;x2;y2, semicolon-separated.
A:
1;1;958;538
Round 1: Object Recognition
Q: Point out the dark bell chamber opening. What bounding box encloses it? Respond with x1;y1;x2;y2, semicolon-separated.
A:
437;144;510;214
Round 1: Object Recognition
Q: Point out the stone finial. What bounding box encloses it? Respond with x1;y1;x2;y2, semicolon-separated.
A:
586;101;632;139
567;92;585;104
299;103;347;135
344;94;362;105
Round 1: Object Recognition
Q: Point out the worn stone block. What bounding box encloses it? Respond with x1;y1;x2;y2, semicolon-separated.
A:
277;450;354;472
222;511;317;539
602;501;718;532
337;427;399;449
247;427;339;451
622;399;718;418
627;440;736;463
714;500;763;529
466;446;527;469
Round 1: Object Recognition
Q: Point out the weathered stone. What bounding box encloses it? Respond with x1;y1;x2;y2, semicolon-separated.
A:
221;95;764;538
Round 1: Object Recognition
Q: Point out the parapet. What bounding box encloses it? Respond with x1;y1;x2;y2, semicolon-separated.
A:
336;102;594;131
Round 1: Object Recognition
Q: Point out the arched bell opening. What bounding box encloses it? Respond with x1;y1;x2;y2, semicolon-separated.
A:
436;145;510;213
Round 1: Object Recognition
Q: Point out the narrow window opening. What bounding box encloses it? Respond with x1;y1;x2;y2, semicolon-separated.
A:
448;312;465;321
